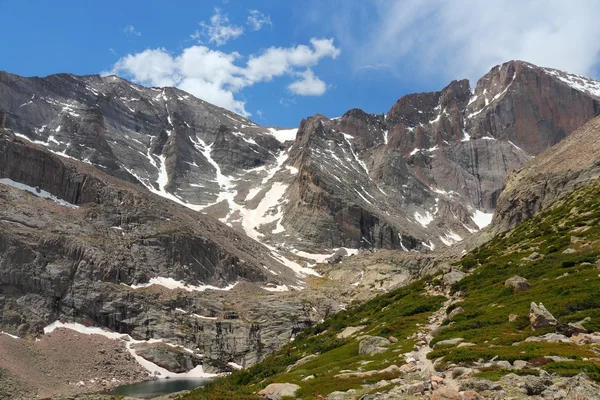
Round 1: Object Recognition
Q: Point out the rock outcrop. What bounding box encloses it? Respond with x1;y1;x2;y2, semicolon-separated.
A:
493;114;600;232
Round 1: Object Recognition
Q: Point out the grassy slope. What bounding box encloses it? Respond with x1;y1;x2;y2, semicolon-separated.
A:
183;179;600;399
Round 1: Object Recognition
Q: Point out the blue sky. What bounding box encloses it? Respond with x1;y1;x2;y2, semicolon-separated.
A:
2;0;600;127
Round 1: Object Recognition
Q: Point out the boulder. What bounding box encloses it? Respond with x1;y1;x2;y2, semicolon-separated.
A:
512;360;529;370
431;387;461;400
326;248;348;264
336;326;365;339
286;354;318;372
530;302;558;330
448;306;464;319
443;270;466;287
258;383;301;400
358;336;391;355
523;375;552;395
504;276;531;293
434;338;464;348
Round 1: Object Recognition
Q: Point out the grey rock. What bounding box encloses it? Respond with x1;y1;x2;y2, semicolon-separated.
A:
448;306;464;319
504;276;531;293
530;302;558;330
443;270;466;287
523;375;552;395
358;336;391;355
258;383;300;399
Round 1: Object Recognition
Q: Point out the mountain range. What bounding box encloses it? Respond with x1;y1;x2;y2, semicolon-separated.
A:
1;59;600;398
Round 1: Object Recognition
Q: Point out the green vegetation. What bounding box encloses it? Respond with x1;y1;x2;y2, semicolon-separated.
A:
183;179;600;399
185;282;444;399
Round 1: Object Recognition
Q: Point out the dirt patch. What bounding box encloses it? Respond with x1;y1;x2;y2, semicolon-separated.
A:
0;329;149;398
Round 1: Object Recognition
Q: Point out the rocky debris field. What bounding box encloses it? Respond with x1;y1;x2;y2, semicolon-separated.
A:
0;328;148;399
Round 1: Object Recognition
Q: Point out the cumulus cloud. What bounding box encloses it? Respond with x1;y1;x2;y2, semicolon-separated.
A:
191;8;244;46
317;0;600;82
122;25;141;36
288;69;326;95
106;38;340;116
247;10;272;31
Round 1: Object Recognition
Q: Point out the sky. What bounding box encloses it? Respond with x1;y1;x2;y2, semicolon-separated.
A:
2;0;600;127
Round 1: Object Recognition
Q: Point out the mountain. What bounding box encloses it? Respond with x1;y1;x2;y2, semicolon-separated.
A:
493;114;600;232
183;115;600;398
2;60;600;397
2;61;599;259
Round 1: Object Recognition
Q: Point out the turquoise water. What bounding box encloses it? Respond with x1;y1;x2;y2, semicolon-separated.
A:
104;378;212;398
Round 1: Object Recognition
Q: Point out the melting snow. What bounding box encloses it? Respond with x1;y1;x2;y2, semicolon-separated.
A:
1;331;19;339
440;231;463;246
0;178;78;208
543;68;600;98
414;210;434;228
472;209;494;229
43;321;217;378
268;128;298;143
128;277;239;292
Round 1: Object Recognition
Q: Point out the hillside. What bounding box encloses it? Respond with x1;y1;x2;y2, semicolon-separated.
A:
183;178;600;398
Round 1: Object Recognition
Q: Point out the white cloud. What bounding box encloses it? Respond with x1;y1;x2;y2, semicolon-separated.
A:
288;69;327;95
192;8;244;46
106;38;340;116
317;0;600;82
247;10;272;31
122;25;141;36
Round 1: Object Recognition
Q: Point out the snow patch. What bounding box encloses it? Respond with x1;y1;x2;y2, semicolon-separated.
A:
472;209;494;230
0;178;78;208
414;210;434;228
268;128;298;143
128;277;239;292
43;321;216;378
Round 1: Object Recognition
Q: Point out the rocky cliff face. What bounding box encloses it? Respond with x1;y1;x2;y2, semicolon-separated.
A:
271;61;600;252
2;61;599;255
492;114;600;232
0;133;341;370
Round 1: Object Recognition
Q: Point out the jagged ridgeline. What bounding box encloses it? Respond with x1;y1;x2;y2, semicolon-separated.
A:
184;176;600;399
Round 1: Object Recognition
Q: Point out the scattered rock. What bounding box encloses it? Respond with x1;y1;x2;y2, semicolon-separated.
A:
286;354;318;372
434;338;464;348
529;302;558;330
496;360;512;370
508;314;519;322
388;336;398;343
564;373;600;399
523;252;544;261
563;248;576;254
258;383;301;400
358;336;390;355
572;332;600;345
504;276;531;293
525;333;573;343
